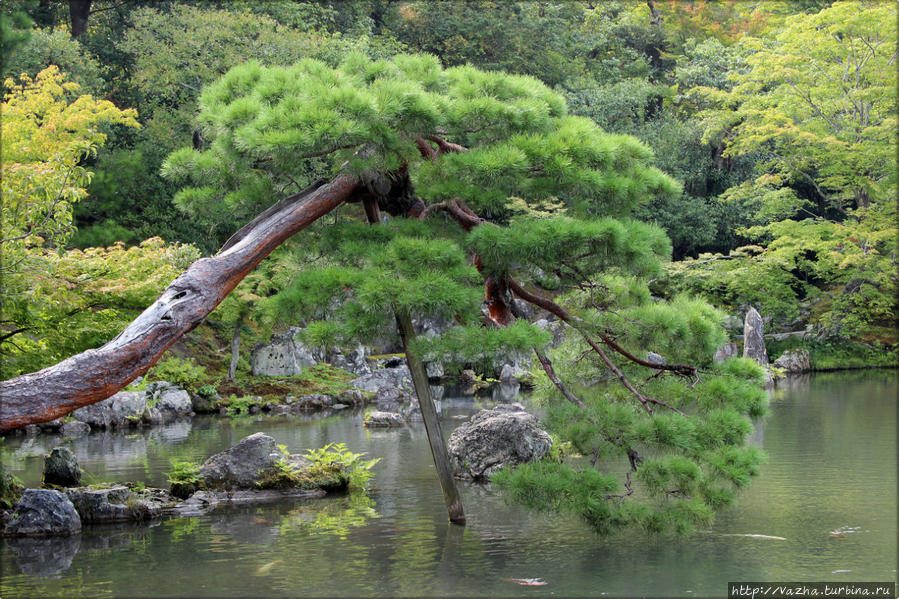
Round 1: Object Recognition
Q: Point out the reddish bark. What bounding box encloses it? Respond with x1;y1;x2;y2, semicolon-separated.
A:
0;176;360;431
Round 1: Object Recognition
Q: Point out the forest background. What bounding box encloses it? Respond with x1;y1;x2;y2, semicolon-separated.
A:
1;0;896;382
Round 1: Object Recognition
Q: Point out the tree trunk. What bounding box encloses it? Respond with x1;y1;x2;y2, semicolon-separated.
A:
228;316;243;381
0;175;360;431
395;310;466;525
362;193;465;524
69;0;91;38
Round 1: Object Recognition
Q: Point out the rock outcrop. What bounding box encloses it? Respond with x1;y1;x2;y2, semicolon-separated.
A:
64;485;177;523
742;306;769;366
713;342;739;363
68;383;193;430
251;329;316;376
199;433;303;490
350;366;413;395
3;489;81;537
363;411;406;428
72;391;147;428
448;407;552;480
773;348;811;372
43;447;82;487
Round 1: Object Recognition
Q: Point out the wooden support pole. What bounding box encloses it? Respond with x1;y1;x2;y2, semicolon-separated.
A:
395;310;466;525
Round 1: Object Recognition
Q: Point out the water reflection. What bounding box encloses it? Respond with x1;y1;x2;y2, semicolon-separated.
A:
1;372;895;597
6;535;80;577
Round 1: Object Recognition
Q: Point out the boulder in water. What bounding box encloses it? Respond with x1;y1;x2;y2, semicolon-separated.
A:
3;489;81;537
43;447;82;487
448;408;552;480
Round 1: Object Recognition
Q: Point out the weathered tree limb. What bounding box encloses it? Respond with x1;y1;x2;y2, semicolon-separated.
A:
0;175;360;431
533;347;586;407
506;278;685;416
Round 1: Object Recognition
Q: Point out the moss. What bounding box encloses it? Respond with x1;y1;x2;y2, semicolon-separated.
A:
366;353;405;361
0;470;24;509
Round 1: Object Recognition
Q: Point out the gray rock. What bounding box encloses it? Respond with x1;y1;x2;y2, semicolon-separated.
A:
60;421;90;437
64;486;176;523
713;342;740;363
494;351;531;382
511;298;537;320
172;488;326;517
363;411;406;427
534;318;566;347
425;361;444;380
350;366;413;394
3;489;81;536
72;391;147;428
147;382;193;418
335;389;365;406
328;343;371;376
646;352;667;366
742;306;769;365
43;447;81;487
773;348;811;373
293;394;333;410
251;329;316;376
448;408;552;480
413;315;454;338
198;433;309;491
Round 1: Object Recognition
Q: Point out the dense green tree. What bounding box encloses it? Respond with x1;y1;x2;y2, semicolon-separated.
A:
686;1;897;336
154;54;766;532
70;4;406;251
1;28;105;95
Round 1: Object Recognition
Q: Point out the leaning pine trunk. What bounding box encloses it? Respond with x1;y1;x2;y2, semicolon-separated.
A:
0;175;359;430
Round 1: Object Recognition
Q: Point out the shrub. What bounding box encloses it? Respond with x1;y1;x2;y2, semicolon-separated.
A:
148;357;207;391
304;443;380;491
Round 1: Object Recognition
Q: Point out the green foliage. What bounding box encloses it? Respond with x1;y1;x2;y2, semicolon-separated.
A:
467;216;671;278
2;29;106;96
767;338;899;371
0;5;32;60
167;460;202;485
304;443;381;492
1;237;200;379
196;385;218;398
411;321;548;373
224;395;263;417
496;355;767;534
147;357;208;393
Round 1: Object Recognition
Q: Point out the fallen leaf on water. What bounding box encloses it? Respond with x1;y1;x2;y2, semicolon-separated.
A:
253;516;274;525
255;560;282;575
504;578;548;586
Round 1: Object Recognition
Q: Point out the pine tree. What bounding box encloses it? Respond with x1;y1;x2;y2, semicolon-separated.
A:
0;54;766;533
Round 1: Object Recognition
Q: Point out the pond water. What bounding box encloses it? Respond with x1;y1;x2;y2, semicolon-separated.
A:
1;371;896;598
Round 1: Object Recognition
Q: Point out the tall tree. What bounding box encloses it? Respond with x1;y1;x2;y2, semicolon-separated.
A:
687;1;898;336
1;55;765;534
